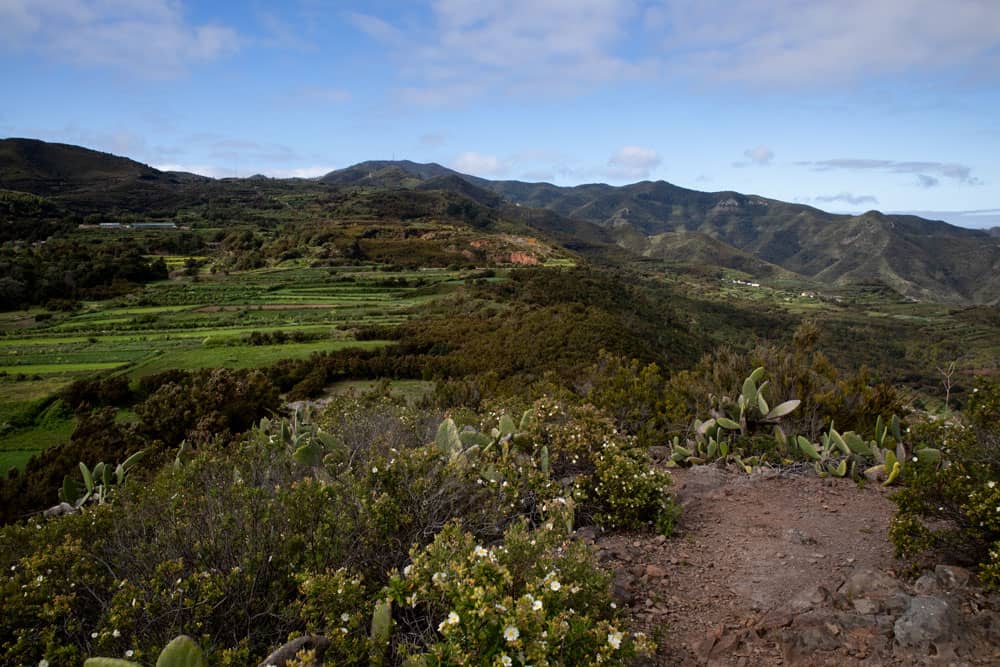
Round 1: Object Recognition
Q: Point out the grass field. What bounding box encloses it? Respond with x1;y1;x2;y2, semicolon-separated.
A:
0;263;474;472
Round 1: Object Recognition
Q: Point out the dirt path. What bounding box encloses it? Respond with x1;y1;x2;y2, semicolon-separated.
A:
588;466;1000;666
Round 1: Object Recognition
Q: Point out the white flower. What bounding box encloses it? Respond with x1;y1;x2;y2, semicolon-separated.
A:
340;627;348;634
447;611;460;625
989;481;996;489
607;629;623;649
91;632;99;639
36;575;44;583
112;629;121;638
38;660;49;667
473;545;488;558
403;564;412;577
125;651;134;658
407;593;418;607
371;466;378;474
503;625;520;642
432;571;446;583
500;655;513;667
549;580;561;592
533;598;543;611
341;612;350;622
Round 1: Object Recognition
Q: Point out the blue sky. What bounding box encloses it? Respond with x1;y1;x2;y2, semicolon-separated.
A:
1;1;999;228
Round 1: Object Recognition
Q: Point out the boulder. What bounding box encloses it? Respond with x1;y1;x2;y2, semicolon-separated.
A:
893;596;955;648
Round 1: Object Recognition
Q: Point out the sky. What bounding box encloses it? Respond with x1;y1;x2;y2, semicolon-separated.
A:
1;0;999;228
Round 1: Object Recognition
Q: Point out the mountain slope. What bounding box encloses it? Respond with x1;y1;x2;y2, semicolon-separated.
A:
322;161;999;304
0;139;995;305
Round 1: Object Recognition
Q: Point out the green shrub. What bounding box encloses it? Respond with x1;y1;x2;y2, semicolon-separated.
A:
385;517;653;666
1;397;670;664
889;382;1000;589
531;398;677;534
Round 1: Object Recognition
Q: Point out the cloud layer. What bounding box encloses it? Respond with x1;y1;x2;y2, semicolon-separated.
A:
734;145;774;167
799;158;981;186
452;151;510;176
607;145;662;179
814;192;879;206
348;0;1000;103
650;0;1000;87
0;0;239;76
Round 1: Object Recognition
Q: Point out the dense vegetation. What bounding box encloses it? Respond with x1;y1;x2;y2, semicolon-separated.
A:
0;138;998;665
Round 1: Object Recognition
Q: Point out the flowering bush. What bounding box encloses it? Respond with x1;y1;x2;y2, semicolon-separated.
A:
1;397;669;664
386;513;653;666
529;399;677;534
295;568;374;664
890;390;1000;590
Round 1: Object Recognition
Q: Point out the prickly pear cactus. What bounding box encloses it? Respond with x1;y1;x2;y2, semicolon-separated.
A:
155;635;207;667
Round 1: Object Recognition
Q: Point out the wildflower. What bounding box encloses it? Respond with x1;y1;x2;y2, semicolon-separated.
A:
91;632;99;639
549;580;561;592
403;564;412;577
989;481;996;489
372;466;378;474
112;629;121;638
503;625;520;642
501;655;513;667
533;598;543;611
448;611;460;625
125;651;134;658
341;612;350;622
473;545;489;558
432;571;446;583
607;629;623;649
39;661;49;667
340;627;348;634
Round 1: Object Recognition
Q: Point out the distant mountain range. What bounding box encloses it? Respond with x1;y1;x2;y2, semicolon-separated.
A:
319;160;1000;304
2;138;998;304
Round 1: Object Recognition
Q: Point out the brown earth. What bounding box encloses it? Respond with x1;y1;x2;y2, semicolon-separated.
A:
584;466;1000;666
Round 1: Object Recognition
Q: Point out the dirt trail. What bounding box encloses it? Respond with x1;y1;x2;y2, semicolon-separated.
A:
587;466;1000;666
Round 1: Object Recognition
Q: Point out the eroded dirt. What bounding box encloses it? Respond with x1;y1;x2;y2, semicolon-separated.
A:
585;466;1000;666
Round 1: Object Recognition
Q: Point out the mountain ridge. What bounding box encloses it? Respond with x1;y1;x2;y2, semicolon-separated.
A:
2;138;997;304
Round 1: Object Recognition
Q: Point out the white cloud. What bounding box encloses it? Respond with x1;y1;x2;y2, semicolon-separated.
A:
346;0;1000;102
153;163;231;178
800;158;981;185
153;163;335;179
352;0;651;104
814;192;879;206
263;166;336;179
0;0;240;77
650;0;1000;87
738;145;774;166
607;145;662;179
452;151;510;176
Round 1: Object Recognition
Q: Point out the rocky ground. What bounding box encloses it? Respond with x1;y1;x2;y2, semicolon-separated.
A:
582;465;1000;666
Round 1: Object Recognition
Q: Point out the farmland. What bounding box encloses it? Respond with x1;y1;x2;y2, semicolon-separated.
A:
0;262;473;474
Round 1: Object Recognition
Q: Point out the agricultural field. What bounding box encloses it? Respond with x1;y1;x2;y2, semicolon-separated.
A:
0;263;474;473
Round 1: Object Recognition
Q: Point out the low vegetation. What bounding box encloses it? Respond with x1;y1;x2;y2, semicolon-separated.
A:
0;138;997;664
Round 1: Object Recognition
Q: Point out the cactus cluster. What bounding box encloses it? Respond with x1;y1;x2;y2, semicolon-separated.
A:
434;409;542;480
668;366;800;472
666;366;943;484
85;634;206;667
59;450;144;509
795;415;941;485
257;405;344;468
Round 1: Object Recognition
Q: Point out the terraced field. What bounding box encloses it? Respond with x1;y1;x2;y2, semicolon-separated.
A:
0;263;472;474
